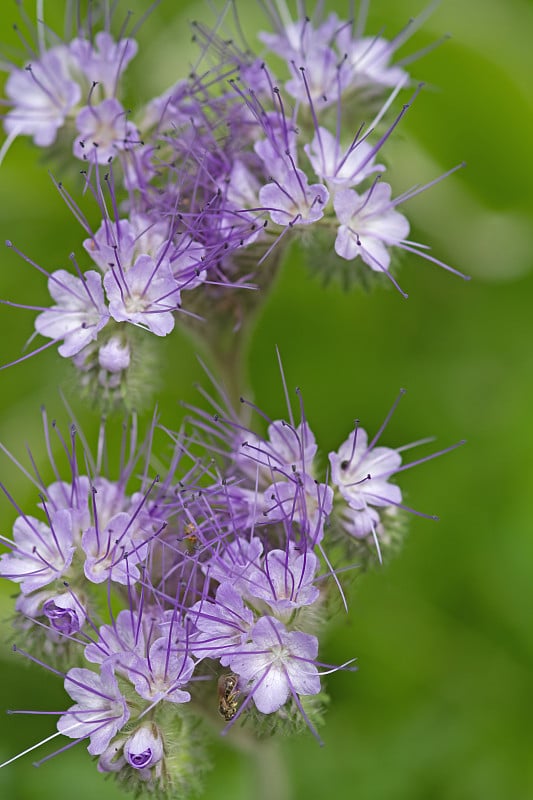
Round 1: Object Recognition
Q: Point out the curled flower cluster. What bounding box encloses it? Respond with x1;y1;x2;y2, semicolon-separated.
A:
0;379;461;792
0;2;467;797
2;1;467;407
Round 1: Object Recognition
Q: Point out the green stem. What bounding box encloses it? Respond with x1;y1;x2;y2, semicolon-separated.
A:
209;329;252;414
177;243;288;416
229;729;291;800
253;738;291;800
191;699;292;800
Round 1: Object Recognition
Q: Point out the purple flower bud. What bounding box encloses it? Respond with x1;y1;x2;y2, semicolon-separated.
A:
98;337;130;372
43;592;86;635
97;738;126;773
124;724;164;770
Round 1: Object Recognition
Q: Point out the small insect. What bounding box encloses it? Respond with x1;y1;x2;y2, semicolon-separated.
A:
182;522;199;554
217;673;240;721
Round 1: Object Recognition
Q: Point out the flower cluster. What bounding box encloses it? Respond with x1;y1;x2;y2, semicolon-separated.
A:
2;1;466;407
0;376;461;792
0;2;467;797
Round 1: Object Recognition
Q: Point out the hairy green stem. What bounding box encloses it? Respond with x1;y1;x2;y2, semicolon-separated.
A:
229;729;291;800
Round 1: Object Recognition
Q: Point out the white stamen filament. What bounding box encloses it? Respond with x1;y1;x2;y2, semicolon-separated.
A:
0;719;81;770
0;126;23;170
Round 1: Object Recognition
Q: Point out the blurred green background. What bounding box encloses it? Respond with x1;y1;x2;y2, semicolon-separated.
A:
1;1;533;798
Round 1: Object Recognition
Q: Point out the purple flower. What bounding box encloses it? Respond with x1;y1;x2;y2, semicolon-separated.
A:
286;45;351;105
259;14;341;61
120;637;195;705
259;168;329;227
228;616;320;714
103;254;181;336
0;510;75;594
82;478;164;587
225;160;261;209
3;47;81;147
73;98;138;164
333;182;410;271
329;424;402;538
204;538;264;599
171;237;207;291
85;609;148;665
190;377;332;542
189;582;254;663
262;474;333;543
304;126;385;189
259;13;350;104
254;125;299;184
57;661;130;755
43;477;91;537
236;419;317;485
139;81;193;131
89;478;129;529
258;10;407;106
69;33;138;97
81;511;146;585
246;547;320;617
83;215;170;274
335;31;408;90
35;269;109;358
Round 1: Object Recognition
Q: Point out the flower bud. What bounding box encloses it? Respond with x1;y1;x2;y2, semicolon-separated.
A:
98;336;131;372
124;724;164;771
42;592;86;635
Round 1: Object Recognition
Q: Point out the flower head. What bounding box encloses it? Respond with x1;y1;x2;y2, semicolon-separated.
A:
69;32;138;97
333;182;410;272
4;48;81;147
74;99;139;164
124;723;164;772
35;270;109;357
0;510;76;594
228;616;321;714
330;423;403;538
57;661;130;755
